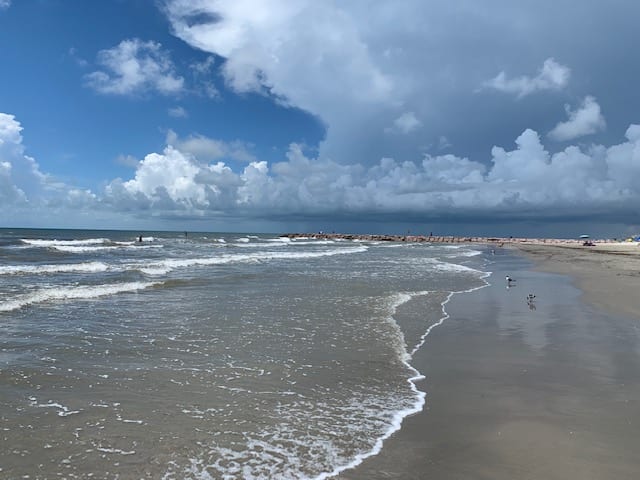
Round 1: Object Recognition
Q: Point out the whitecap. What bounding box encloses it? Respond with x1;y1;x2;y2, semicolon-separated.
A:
21;238;108;247
136;246;368;276
423;257;484;274
446;249;482;258
0;281;161;312
0;261;109;276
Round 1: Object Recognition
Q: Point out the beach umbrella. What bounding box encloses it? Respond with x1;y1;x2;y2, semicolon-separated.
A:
579;234;590;239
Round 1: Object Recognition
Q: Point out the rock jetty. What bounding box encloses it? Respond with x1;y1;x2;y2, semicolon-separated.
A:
281;233;615;245
282;233;486;243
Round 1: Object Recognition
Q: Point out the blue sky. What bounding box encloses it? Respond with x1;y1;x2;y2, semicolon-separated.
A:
1;0;640;236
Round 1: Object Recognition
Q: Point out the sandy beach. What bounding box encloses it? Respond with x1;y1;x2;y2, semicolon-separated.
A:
338;243;640;479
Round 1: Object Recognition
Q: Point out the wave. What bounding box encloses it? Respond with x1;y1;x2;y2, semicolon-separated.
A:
265;237;291;243
232;236;334;245
288;240;337;245
231;242;277;248
0;246;369;278
51;244;162;253
447;249;482;258
425;258;484;274
0;261;109;276
21;238;109;247
0;281;161;313
233;239;339;247
20;237;160;253
137;246;369;276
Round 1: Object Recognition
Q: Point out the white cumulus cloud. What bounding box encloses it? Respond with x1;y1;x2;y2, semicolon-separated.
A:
0;113;44;203
0;113;96;226
391;112;422;134
166;130;257;163
168;106;188;118
163;0;397;164
5;110;640;228
101;122;640;221
164;0;393;104
85;39;184;96
121;146;208;207
482;58;571;98
548;96;606;141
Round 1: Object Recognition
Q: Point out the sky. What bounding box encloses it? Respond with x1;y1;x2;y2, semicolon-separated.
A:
1;0;640;237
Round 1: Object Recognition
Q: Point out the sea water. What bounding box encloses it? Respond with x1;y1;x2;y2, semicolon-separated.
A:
0;229;490;479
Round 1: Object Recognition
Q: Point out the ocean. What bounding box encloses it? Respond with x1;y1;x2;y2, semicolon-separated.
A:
0;228;490;479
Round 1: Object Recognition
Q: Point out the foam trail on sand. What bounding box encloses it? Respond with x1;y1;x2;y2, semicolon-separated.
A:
410;271;491;358
310;270;492;480
306;291;428;480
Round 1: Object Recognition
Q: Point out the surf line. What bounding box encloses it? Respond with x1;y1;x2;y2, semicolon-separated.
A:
311;270;492;480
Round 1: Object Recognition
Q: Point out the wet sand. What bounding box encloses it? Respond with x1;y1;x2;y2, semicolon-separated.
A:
514;242;640;318
338;246;640;479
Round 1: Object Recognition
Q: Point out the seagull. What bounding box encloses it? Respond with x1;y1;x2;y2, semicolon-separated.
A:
526;293;537;310
506;275;515;282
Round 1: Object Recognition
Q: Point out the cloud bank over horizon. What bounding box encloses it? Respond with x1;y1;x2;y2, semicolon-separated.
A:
3;111;640;232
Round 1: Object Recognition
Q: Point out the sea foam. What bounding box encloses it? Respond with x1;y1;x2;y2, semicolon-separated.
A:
137;246;368;276
0;281;161;312
0;261;109;276
21;238;108;247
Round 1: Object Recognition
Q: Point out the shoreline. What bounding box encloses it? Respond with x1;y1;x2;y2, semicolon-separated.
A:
336;241;640;479
318;277;494;480
286;231;640;318
511;243;640;319
282;231;637;246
